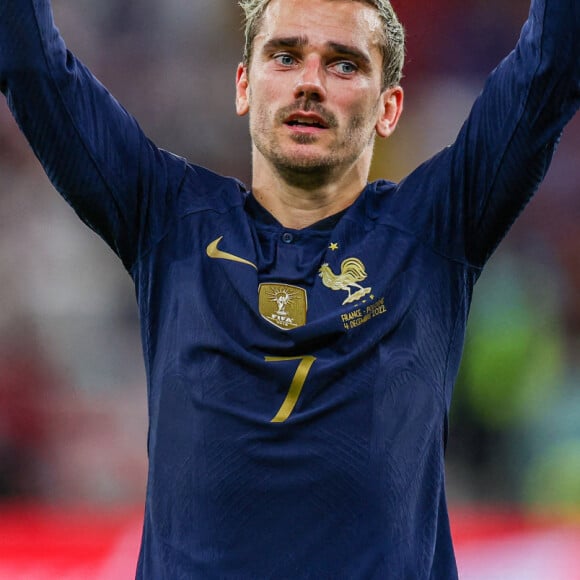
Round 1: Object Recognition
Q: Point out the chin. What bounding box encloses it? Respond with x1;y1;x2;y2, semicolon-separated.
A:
273;154;339;187
279;141;338;166
277;151;334;171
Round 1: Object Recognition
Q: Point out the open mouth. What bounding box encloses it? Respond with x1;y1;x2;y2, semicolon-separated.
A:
286;119;326;129
285;113;329;130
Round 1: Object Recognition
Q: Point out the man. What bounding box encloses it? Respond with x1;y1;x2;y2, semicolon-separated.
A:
235;0;404;228
1;0;578;577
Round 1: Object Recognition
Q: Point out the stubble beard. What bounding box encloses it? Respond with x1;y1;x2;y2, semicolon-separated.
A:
251;101;375;190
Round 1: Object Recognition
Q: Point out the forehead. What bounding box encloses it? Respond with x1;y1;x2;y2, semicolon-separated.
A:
256;0;383;54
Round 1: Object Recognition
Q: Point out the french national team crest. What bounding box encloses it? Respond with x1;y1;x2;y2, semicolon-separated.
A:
319;257;373;305
259;283;307;330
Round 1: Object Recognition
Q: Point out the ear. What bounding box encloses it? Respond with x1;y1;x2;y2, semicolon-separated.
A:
235;63;250;116
375;85;404;138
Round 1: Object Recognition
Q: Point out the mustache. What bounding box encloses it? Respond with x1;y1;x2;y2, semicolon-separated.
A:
276;99;338;128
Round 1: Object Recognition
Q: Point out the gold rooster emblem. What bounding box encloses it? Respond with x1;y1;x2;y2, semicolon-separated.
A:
319;258;373;305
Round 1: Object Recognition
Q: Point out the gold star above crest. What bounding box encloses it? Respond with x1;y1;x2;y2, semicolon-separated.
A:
329;242;339;251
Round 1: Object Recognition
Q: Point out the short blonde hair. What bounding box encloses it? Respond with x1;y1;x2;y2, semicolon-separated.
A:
238;0;405;88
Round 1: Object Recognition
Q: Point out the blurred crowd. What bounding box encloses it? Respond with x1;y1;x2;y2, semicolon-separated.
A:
0;0;578;514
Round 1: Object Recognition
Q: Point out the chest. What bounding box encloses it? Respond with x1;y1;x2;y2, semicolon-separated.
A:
143;210;466;420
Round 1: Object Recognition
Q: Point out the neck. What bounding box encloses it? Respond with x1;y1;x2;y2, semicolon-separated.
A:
251;153;371;230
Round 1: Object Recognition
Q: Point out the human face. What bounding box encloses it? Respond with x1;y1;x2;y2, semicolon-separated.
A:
236;0;403;186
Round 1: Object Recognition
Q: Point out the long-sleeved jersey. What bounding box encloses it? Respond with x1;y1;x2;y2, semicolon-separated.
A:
1;0;579;578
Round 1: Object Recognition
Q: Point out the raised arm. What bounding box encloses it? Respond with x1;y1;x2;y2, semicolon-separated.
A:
0;0;187;270
396;0;580;269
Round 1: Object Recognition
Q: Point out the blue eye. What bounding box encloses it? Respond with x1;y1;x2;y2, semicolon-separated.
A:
274;53;296;67
334;61;357;75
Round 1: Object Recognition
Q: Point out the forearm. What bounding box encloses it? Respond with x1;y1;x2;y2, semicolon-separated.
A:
397;0;579;270
513;0;579;121
0;0;179;270
0;0;59;74
449;0;579;265
532;0;580;75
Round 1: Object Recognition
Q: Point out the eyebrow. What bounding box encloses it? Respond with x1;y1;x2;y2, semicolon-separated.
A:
261;36;372;67
261;36;307;54
327;42;372;67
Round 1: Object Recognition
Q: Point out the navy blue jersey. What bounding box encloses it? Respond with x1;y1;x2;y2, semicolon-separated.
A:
1;0;579;578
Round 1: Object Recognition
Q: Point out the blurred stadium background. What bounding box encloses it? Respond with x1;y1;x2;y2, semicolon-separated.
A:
0;0;579;577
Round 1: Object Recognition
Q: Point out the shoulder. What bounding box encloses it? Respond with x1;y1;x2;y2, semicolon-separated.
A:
166;153;249;218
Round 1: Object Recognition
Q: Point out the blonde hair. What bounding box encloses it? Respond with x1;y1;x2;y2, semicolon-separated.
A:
238;0;405;88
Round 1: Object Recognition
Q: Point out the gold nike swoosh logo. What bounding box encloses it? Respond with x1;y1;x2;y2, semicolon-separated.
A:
206;236;257;270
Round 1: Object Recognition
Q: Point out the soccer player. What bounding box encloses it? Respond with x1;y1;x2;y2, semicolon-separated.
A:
1;0;578;577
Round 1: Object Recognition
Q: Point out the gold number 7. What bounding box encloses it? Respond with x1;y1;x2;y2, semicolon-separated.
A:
265;355;316;423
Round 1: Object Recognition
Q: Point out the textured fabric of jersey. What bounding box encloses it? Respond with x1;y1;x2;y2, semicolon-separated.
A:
1;0;579;578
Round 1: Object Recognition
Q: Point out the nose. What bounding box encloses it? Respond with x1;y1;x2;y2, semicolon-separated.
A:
293;55;327;102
